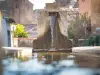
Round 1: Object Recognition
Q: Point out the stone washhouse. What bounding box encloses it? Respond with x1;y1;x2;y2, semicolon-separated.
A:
33;3;78;50
4;0;78;50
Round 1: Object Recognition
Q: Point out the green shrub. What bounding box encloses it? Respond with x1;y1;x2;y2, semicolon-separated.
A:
14;24;28;38
84;35;100;46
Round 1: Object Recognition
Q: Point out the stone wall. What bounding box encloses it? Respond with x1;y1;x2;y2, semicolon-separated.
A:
32;3;79;49
36;10;49;38
91;0;100;31
4;0;78;49
59;10;78;36
36;3;79;38
56;0;70;7
14;38;36;47
5;0;78;24
32;4;79;49
18;38;33;47
55;0;78;7
79;0;100;32
79;0;91;17
6;0;37;24
33;13;72;49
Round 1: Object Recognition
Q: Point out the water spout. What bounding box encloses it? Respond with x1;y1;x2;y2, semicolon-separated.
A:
49;13;58;50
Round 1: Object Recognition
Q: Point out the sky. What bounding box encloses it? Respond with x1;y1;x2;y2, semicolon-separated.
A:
28;0;55;10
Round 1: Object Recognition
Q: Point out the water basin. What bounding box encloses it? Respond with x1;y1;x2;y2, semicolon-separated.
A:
2;52;100;75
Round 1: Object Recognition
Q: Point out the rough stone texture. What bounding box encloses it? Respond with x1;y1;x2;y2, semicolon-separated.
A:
79;0;92;17
14;38;36;47
33;13;72;49
4;0;78;24
33;28;52;49
33;4;76;49
0;1;7;10
32;3;79;49
91;0;100;31
5;0;37;24
58;10;78;36
3;0;78;49
18;38;33;47
33;10;51;49
55;0;78;8
79;0;100;32
55;13;72;49
46;3;60;12
55;0;70;7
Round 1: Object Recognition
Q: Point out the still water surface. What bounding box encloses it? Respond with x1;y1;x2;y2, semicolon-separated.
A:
2;52;100;75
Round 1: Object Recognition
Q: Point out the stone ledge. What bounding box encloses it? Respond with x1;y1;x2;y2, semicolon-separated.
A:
72;46;100;53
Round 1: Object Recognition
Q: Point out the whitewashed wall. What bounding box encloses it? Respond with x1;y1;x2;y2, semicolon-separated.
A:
1;18;11;47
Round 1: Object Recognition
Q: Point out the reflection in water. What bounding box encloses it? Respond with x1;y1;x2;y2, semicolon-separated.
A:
2;52;100;75
75;54;100;68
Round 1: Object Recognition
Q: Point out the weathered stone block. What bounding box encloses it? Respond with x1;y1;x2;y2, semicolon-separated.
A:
33;12;72;50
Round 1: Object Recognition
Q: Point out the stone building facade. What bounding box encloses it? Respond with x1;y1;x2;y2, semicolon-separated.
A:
6;0;37;24
5;0;78;25
79;0;100;32
33;3;78;49
2;0;78;49
55;0;78;7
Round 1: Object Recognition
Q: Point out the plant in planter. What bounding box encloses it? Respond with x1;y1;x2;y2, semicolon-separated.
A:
14;24;28;38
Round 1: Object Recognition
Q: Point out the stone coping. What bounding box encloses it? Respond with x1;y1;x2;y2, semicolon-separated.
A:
33;48;72;52
14;38;37;40
72;46;100;53
2;47;32;51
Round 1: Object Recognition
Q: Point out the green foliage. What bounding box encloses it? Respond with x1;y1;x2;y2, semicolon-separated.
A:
84;35;100;46
14;24;28;38
68;14;90;39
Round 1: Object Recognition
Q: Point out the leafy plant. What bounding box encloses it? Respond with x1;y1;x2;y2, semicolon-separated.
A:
84;35;100;46
14;24;28;38
67;14;90;39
